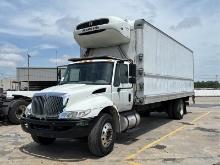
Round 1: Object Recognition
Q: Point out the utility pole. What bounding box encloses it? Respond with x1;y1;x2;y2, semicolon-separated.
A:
56;50;58;66
0;73;3;88
27;54;31;91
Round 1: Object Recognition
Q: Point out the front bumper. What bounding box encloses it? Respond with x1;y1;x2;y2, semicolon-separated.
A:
20;117;97;138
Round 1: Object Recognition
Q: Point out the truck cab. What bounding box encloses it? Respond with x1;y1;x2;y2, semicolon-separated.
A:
21;56;138;156
59;57;135;112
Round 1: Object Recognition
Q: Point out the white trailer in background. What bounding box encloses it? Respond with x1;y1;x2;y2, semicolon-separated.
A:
0;67;65;124
0;91;36;124
21;17;194;156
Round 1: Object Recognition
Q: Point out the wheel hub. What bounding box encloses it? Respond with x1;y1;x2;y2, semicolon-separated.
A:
16;105;26;119
101;122;113;148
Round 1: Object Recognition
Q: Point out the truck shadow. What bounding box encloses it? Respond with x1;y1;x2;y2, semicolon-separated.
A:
19;112;171;162
19;140;95;162
116;112;171;145
0;120;11;126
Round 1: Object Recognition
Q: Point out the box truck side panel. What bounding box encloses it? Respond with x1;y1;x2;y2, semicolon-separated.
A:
141;23;194;104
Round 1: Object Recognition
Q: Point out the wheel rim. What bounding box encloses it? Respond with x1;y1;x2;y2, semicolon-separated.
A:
16;105;26;119
101;122;113;148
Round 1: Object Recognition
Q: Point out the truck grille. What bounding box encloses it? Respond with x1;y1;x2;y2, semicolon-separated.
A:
32;95;63;118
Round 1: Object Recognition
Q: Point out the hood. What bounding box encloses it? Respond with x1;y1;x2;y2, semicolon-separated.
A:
40;84;108;95
36;84;110;108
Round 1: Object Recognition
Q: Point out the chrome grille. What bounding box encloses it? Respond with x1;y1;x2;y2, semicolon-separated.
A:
32;95;63;118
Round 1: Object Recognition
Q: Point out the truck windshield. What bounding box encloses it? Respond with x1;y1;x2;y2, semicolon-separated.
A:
60;62;113;85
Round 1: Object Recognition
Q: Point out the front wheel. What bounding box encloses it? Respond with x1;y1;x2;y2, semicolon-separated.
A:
88;113;115;157
31;135;56;145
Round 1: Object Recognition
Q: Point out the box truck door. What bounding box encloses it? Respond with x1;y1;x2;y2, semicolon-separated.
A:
112;63;133;112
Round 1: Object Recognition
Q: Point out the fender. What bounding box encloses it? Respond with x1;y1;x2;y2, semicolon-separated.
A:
65;95;122;132
11;95;32;102
65;95;115;118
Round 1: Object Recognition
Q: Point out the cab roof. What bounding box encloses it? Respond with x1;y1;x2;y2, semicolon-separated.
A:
68;56;129;62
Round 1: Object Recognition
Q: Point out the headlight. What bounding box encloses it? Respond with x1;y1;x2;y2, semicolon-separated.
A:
63;97;69;107
24;104;32;117
59;109;91;119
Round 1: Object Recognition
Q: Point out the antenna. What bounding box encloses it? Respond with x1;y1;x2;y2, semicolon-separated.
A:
27;53;31;91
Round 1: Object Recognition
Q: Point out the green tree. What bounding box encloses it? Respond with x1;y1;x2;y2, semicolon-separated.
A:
194;81;220;89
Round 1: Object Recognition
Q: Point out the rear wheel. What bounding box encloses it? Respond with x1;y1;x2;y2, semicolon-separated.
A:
173;99;184;120
88;113;115;157
183;102;187;114
31;135;56;145
8;99;29;124
166;101;174;119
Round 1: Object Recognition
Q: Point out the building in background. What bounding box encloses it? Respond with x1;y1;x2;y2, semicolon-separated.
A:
16;67;66;91
0;78;19;91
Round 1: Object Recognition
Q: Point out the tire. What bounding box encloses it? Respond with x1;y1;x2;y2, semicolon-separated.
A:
183;102;187;114
31;135;56;145
88;113;115;157
167;101;174;119
8;99;29;124
173;99;184;120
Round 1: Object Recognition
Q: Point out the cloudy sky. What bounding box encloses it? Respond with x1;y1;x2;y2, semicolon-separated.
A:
0;0;219;81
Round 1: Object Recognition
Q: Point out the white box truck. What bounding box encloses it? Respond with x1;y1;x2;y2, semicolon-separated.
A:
21;17;194;156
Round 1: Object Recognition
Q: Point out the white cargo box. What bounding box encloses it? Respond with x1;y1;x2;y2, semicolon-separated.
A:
134;20;194;104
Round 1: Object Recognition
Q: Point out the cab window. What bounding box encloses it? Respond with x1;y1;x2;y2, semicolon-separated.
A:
114;63;128;87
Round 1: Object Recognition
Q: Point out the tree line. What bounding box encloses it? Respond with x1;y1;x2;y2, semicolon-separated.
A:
194;81;220;89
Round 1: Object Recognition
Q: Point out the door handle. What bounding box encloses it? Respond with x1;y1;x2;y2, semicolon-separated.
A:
128;93;131;102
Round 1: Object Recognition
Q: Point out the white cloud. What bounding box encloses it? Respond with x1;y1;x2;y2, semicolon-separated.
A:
0;43;24;67
56;15;80;32
170;17;202;31
29;16;49;26
49;54;72;65
0;0;16;9
0;57;22;67
35;44;58;50
0;0;219;80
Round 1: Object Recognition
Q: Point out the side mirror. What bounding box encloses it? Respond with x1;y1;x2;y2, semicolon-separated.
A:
129;64;136;77
129;77;136;84
57;69;62;82
114;80;120;87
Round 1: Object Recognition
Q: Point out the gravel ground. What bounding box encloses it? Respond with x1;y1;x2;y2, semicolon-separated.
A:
0;97;219;165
